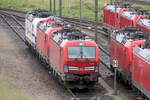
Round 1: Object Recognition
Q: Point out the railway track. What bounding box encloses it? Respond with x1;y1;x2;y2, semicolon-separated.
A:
125;0;150;6
0;7;108;36
63;85;104;100
0;13;25;42
0;7;112;73
0;8;113;100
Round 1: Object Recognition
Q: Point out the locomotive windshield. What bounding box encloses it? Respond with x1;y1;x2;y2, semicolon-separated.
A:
68;46;96;59
135;47;150;62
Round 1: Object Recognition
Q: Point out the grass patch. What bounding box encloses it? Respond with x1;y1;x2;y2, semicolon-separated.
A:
140;0;150;2
105;95;116;100
0;0;149;21
122;96;129;100
0;0;110;21
0;78;29;100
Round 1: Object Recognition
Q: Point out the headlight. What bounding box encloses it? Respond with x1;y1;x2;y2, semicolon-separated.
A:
85;66;95;71
64;65;68;72
95;66;99;72
68;66;78;71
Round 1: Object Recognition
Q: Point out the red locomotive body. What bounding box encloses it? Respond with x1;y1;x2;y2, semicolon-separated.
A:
47;28;99;87
103;3;150;34
117;8;128;29
132;39;150;98
103;3;132;30
36;19;63;58
120;10;150;32
25;10;99;88
110;27;147;83
103;4;122;29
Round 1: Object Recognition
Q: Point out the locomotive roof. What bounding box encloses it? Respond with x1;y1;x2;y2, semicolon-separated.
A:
105;3;131;9
51;27;92;44
113;27;148;44
38;18;69;32
121;10;136;19
137;18;150;30
135;37;150;62
105;3;131;12
121;9;150;17
27;9;52;19
135;46;150;62
105;5;116;10
136;10;150;15
47;18;67;27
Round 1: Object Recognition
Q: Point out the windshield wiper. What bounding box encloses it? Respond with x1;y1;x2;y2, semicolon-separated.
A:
74;53;81;61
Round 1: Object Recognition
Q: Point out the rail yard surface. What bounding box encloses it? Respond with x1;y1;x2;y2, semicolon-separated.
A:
0;0;150;99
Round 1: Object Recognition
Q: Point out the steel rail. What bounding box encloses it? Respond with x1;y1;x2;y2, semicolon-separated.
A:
0;14;25;42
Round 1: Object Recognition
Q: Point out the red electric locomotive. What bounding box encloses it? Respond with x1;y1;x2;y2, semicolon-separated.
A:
120;10;150;30
103;3;131;29
103;4;121;29
110;27;147;84
25;10;100;88
132;37;150;99
103;3;150;34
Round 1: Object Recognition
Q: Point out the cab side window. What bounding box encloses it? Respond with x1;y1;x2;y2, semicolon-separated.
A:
38;22;47;32
51;31;62;45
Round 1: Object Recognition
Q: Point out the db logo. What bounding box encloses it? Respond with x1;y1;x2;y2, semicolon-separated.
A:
80;68;83;71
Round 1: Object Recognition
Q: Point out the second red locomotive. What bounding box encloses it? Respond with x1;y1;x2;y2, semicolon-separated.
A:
110;26;150;99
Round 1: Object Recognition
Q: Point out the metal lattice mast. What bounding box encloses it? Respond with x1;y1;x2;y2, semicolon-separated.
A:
95;0;98;43
59;0;62;17
53;0;56;15
114;0;118;94
50;0;52;13
80;0;82;31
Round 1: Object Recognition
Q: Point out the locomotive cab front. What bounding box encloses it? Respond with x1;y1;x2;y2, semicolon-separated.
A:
63;41;99;86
